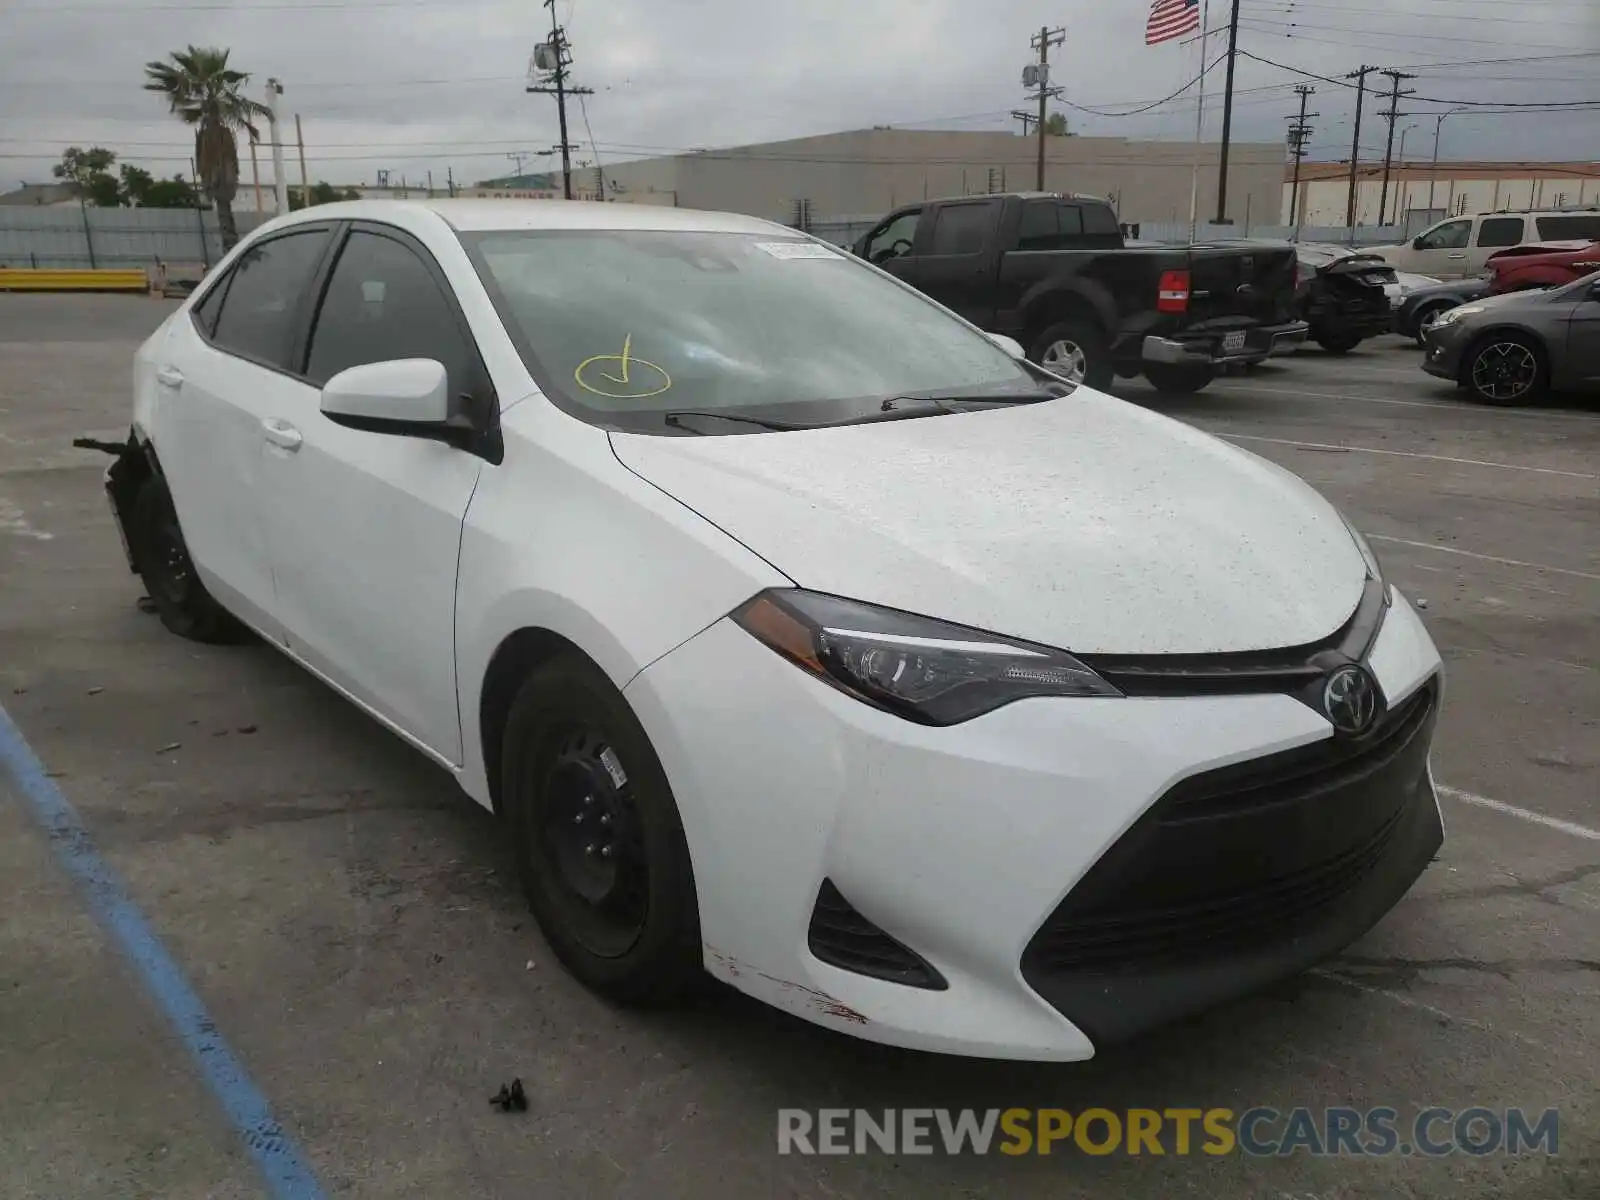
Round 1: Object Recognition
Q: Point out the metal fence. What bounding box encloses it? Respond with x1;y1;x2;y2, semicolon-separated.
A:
1;202;1418;276
0;205;273;275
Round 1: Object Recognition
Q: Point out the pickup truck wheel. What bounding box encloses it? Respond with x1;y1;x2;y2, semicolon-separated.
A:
1031;319;1113;389
501;652;703;1006
1143;363;1217;394
131;475;249;644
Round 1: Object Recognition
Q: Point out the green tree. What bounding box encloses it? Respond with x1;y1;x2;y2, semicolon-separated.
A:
122;164;201;208
142;45;270;249
1043;112;1071;137
286;180;345;211
52;146;122;207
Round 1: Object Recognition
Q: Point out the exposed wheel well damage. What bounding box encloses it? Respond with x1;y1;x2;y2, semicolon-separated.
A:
478;627;603;815
74;427;158;574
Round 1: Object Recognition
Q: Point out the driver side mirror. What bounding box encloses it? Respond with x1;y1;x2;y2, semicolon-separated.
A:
1412;236;1426;250
320;359;471;447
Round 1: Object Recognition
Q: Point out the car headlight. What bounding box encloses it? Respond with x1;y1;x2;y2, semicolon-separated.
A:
1339;511;1384;584
732;589;1121;725
1430;305;1481;329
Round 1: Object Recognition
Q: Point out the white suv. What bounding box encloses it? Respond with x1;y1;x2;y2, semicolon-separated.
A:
1362;210;1600;279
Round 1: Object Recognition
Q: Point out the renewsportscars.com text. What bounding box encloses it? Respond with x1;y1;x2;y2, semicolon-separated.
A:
776;1106;1560;1157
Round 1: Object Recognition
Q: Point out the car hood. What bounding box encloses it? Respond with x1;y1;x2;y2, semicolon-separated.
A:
609;391;1369;655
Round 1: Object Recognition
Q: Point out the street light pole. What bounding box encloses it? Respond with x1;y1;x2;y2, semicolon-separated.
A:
1429;107;1468;214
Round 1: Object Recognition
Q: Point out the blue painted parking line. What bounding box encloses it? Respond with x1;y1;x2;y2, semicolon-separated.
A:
0;703;328;1200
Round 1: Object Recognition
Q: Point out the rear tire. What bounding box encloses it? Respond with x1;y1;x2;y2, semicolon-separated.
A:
501;652;702;1005
1143;362;1217;394
131;475;249;644
1030;318;1114;390
1462;333;1548;407
1313;330;1362;355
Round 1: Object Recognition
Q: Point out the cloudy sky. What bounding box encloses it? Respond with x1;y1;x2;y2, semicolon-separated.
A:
1;0;1595;194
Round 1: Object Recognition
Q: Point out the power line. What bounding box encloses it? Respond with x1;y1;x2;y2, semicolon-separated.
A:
1236;48;1600;107
1061;54;1229;117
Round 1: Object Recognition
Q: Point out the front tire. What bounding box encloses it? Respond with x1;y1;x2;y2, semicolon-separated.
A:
1411;302;1451;347
1030;318;1114;390
501;652;702;1005
130;475;248;643
1463;333;1547;407
1143;362;1217;394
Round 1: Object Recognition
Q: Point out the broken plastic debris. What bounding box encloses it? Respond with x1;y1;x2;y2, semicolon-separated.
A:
489;1079;528;1113
87;686;104;696
156;742;181;753
136;596;158;614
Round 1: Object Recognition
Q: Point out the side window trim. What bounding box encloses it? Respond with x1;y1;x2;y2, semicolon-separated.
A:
193;223;342;379
189;266;236;337
303;220;497;411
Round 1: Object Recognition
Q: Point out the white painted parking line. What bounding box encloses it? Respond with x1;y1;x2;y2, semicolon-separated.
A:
1366;535;1600;582
1438;785;1600;843
1224;383;1581;419
1311;969;1555;1052
1217;432;1600;479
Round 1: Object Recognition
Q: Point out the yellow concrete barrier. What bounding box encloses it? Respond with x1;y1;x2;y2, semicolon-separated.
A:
0;268;151;293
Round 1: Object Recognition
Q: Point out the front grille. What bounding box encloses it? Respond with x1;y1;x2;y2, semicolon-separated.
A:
1022;680;1437;975
808;880;947;990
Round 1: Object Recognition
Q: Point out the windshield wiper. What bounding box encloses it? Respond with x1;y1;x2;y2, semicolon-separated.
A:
663;410;812;433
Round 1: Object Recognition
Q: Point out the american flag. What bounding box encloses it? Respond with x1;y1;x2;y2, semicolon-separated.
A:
1146;0;1200;45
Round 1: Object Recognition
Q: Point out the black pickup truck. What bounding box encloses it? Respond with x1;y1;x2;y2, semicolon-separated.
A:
851;192;1308;393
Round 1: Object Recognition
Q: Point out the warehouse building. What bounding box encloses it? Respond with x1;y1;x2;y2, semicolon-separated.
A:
509;128;1288;228
1284;161;1600;232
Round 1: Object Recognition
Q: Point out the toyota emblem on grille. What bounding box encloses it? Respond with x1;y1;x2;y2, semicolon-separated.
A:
1323;664;1378;735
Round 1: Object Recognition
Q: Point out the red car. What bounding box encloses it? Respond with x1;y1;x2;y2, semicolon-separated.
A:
1486;240;1600;294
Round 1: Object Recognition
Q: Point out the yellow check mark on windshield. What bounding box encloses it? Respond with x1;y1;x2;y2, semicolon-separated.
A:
599;333;633;385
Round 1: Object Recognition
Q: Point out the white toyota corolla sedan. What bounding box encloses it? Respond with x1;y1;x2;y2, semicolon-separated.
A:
98;200;1444;1061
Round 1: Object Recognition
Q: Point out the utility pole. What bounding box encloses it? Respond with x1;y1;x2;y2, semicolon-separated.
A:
248;131;263;215
294;113;310;209
1214;0;1243;223
1025;26;1066;191
506;150;532;177
526;0;594;200
447;165;456;197
264;77;288;215
1285;85;1317;236
1010;109;1038;137
1377;70;1417;230
1344;65;1378;227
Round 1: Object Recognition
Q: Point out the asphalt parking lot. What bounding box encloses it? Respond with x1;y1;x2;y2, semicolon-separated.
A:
2;293;1596;1200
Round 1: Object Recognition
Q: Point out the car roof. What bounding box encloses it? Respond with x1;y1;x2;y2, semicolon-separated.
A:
261;198;798;237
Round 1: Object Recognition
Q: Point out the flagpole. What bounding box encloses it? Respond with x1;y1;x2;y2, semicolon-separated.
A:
1187;0;1210;243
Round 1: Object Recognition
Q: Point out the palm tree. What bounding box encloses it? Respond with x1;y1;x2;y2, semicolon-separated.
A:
143;46;270;250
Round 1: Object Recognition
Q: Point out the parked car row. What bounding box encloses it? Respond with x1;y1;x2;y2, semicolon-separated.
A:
846;194;1599;408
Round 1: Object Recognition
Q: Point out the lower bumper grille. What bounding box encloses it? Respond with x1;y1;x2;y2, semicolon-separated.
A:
808;880;947;990
1021;679;1442;1043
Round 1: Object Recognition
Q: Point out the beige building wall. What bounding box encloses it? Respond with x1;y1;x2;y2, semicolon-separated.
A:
600;128;1286;226
1283;165;1599;227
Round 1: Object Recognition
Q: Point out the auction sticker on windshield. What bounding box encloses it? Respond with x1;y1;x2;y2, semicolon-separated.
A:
756;241;842;260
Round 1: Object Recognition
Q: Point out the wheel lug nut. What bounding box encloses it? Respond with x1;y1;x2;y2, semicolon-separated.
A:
584;842;597;856
600;845;612;859
599;814;611;827
574;813;585;825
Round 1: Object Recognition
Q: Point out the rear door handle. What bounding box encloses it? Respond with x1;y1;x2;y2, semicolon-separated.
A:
156;365;184;388
1447;253;1467;259
261;418;303;452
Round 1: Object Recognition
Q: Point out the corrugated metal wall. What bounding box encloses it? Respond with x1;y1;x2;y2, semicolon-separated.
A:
0;206;273;271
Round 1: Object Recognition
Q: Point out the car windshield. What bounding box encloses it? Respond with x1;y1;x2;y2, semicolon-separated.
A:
462;228;1045;432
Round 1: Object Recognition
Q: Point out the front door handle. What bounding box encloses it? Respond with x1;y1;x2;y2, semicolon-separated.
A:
1447;253;1467;259
156;365;184;388
261;418;303;452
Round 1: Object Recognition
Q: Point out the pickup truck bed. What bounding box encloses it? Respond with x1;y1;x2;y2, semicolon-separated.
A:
853;193;1308;394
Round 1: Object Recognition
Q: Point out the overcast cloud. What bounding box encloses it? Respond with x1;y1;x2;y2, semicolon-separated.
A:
1;0;1595;194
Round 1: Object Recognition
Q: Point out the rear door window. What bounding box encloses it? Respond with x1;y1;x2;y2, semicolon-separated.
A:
1536;215;1600;241
1476;217;1525;248
928;202;998;256
209;229;333;369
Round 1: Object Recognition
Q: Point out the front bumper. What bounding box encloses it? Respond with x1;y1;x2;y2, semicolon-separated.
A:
1142;321;1308;367
1421;322;1470;381
626;589;1444;1060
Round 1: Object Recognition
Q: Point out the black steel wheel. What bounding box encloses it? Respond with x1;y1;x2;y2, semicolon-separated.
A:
131;475;249;643
502;652;702;1004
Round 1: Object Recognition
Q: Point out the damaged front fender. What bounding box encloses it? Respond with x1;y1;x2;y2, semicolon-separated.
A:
73;428;154;574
